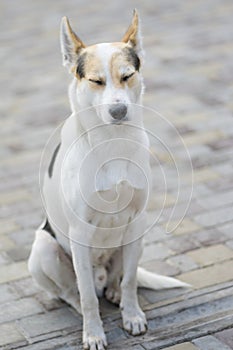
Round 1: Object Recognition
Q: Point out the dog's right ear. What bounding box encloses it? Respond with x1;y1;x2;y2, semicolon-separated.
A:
60;17;85;72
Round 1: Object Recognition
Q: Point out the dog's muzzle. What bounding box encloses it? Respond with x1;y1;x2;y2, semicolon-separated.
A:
109;103;127;121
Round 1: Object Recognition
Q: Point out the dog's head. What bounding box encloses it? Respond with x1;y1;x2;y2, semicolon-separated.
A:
60;10;144;125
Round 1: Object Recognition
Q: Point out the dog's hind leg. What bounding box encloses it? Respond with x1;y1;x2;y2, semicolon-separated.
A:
28;228;81;313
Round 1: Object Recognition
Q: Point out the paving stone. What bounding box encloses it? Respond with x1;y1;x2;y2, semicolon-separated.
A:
143;225;168;245
166;234;201;254
215;328;233;348
168;254;198;272
217;221;233;238
0;234;16;251
162;200;204;221
212;162;233;176
164;342;198;350
0;189;31;205
53;346;78;350
0;297;43;323
190;228;228;246
196;189;233;210
7;245;31;262
139;286;189;305
13;210;43;230
177;260;233;288
0;261;30;284
187;244;233;267
10;228;35;246
140;243;173;263
0;251;12;265
193;335;232;350
191;151;233;170
0;322;26;347
106;327;127;345
13;332;82;350
194;206;233;228
182;144;212;160
18;308;81;339
0;201;40;221
0;284;19;304
35;290;65;311
190;183;213;198
172;112;208;128
1;150;41;167
226;240;233;250
11;277;40;297
164;218;201;235
147;193;177;211
208;140;233;154
0;219;20;235
141;259;180;276
99;297;120;317
206;177;233;192
190;167;220;183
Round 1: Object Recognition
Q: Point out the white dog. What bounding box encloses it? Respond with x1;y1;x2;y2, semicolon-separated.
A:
28;10;188;350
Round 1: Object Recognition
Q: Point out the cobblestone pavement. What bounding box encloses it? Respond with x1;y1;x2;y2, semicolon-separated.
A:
1;0;233;349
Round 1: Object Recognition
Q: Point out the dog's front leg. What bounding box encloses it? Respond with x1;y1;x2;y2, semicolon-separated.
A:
120;216;147;336
69;228;107;350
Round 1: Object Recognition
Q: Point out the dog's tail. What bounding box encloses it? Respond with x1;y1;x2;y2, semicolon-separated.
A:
137;267;190;290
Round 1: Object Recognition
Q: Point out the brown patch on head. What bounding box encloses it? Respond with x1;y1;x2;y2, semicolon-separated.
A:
74;46;105;89
110;44;140;88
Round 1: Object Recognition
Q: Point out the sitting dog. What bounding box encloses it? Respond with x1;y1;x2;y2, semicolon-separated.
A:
28;10;188;350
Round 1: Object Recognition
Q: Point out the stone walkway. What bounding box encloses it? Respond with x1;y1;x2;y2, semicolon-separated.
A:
1;0;233;349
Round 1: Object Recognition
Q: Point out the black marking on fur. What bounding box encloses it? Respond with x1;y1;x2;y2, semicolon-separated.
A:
39;218;56;238
76;52;87;79
123;47;140;71
48;143;61;178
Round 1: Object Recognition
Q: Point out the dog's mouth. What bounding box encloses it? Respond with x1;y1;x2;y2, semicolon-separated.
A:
111;116;128;125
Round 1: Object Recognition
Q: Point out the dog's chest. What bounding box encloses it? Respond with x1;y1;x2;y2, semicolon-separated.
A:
88;180;145;224
60;126;150;250
85;181;143;248
62;150;148;219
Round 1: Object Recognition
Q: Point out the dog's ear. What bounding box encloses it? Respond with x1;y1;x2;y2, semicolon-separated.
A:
122;9;143;59
60;17;85;71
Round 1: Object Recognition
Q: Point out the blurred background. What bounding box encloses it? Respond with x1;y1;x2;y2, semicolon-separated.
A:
1;0;233;349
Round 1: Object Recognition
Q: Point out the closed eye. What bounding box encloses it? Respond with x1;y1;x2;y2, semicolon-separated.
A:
88;79;104;86
121;72;135;82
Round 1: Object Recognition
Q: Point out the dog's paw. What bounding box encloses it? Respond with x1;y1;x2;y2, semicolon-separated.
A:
122;309;147;335
83;332;107;350
105;285;121;305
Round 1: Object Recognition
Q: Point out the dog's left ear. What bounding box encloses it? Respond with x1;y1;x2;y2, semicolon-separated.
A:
122;9;143;60
60;17;86;72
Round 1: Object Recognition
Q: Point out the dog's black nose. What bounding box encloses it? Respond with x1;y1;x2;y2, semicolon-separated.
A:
109;103;127;120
